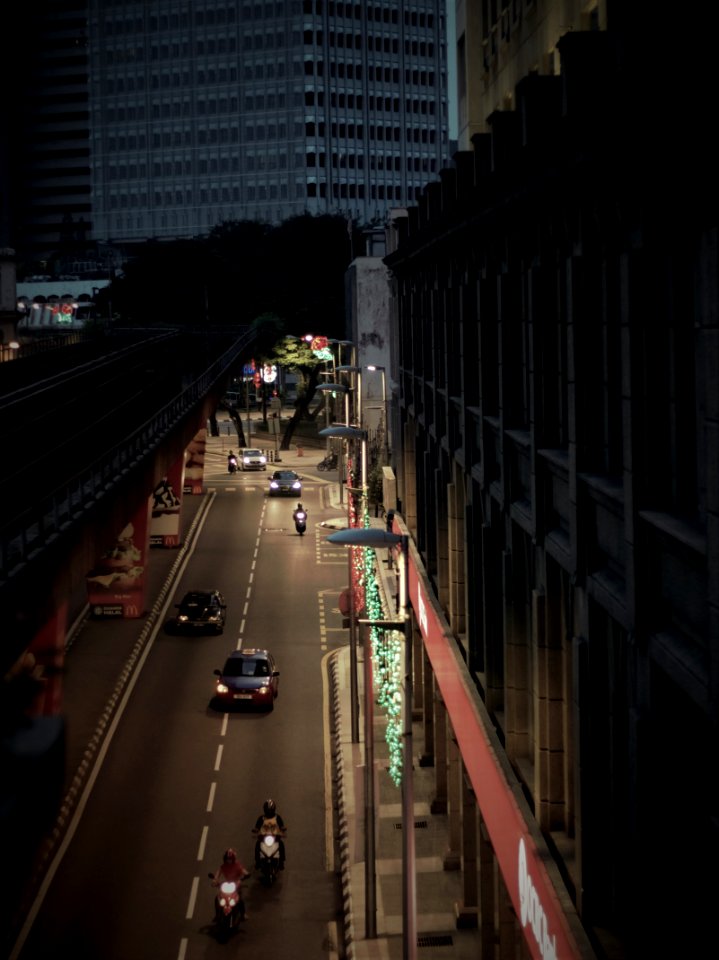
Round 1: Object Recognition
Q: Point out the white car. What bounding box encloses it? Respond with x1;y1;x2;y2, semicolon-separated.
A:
240;448;267;471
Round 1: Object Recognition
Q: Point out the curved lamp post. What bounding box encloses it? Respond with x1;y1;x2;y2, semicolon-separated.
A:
327;527;416;958
315;381;350;430
319;423;368;750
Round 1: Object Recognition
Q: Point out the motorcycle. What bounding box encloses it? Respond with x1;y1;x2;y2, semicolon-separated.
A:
293;509;307;536
255;823;285;886
228;455;238;474
208;873;244;937
317;452;337;471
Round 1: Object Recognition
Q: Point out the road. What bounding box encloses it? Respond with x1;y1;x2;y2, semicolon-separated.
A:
11;457;349;959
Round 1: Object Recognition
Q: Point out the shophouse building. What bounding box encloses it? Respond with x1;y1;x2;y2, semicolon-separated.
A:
381;3;717;957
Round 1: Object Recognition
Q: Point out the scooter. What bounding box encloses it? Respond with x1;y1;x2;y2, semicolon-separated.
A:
293;509;307;536
317;452;337;471
256;827;284;886
208;873;244;937
228;455;238;474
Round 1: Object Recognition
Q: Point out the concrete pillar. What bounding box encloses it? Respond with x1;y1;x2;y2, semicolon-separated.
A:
478;818;496;956
445;724;461;870
431;693;448;814
183;427;207;495
455;767;479;928
419;645;435;767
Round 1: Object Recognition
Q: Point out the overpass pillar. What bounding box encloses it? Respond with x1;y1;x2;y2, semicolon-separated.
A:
183;427;207;495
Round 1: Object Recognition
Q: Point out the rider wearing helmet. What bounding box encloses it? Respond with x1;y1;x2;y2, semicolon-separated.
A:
212;848;250;920
253;798;287;869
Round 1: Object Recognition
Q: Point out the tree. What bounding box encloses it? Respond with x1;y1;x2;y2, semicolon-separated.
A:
264;336;330;450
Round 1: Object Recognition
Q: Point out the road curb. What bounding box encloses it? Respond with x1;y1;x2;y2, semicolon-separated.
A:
330;651;356;960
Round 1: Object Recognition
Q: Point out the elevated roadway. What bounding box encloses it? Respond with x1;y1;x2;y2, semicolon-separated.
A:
0;326;255;677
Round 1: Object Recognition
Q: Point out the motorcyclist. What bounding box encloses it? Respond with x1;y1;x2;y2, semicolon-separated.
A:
292;502;306;521
227;450;238;473
253;798;286;870
212;848;249;920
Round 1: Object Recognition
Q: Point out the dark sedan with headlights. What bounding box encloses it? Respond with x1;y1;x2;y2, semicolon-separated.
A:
170;589;226;635
267;469;302;497
212;649;280;710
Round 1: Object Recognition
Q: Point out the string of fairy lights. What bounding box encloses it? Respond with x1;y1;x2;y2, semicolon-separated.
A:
348;460;405;787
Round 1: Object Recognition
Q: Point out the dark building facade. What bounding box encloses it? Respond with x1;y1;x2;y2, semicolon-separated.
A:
384;12;718;960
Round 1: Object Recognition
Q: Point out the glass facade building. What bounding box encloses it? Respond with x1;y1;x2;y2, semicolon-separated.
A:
87;0;449;242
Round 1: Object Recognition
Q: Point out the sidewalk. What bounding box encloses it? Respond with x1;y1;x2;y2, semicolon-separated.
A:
317;467;481;959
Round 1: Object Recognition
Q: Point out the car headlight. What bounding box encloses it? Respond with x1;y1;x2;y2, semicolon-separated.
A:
178;614;188;622
257;685;270;694
216;682;230;694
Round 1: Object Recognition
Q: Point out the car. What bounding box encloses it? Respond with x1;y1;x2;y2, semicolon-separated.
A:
212;648;280;709
268;469;302;496
239;448;267;471
172;589;226;634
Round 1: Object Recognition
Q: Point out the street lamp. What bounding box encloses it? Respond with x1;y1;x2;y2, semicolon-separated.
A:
315;381;350;430
319;424;368;747
366;364;389;463
327;527;416;959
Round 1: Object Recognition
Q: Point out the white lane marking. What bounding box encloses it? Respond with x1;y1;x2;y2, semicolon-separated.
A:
8;497;219;960
221;714;228;737
322;650;335;872
177;938;188;960
197;825;208;860
206;783;216;813
186;876;199;919
214;744;223;771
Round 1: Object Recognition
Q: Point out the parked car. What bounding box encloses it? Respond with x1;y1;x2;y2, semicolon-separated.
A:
171;590;226;634
239;448;267;471
268;469;302;497
212;648;280;709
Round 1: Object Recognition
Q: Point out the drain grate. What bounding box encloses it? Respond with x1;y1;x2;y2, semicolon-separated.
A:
418;934;454;948
393;820;428;830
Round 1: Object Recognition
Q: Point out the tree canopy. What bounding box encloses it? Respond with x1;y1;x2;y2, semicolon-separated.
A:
97;213;354;339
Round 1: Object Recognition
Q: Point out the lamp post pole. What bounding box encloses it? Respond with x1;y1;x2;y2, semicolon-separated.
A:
361;618;376;937
326;527;417;960
319;423;370;747
398;534;416;960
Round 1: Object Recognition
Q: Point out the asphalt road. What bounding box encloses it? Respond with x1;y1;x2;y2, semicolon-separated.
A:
10;460;349;960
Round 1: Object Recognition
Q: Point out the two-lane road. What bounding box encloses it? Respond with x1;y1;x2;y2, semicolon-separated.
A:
12;467;349;960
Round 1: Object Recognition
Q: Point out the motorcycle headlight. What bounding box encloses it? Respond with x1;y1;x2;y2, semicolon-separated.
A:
263;834;275;845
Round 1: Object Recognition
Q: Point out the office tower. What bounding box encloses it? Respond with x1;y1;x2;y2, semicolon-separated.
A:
8;1;93;273
87;0;450;243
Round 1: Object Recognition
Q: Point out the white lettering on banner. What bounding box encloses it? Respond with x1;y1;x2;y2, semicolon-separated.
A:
518;838;557;960
417;582;428;636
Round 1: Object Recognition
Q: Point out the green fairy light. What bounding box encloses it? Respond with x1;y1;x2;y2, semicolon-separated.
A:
361;523;404;787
